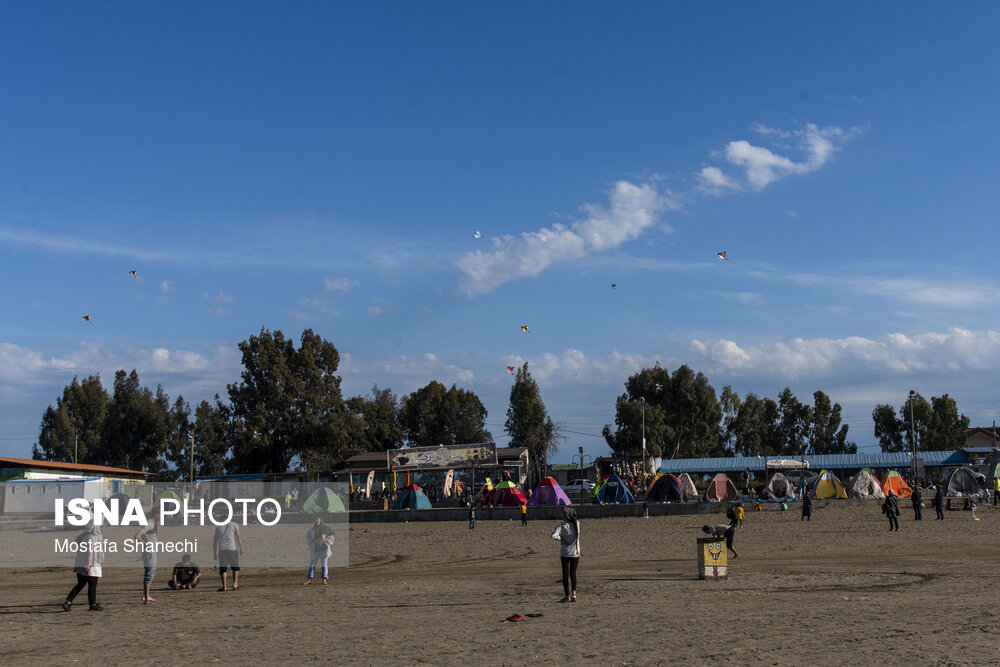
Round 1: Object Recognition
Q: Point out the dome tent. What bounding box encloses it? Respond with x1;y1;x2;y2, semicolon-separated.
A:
393;484;432;510
303;487;347;514
528;477;572;506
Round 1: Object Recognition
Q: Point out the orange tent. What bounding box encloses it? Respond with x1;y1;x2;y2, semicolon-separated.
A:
702;473;740;502
880;470;912;498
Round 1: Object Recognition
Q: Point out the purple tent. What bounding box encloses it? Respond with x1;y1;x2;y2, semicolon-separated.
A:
527;477;572;506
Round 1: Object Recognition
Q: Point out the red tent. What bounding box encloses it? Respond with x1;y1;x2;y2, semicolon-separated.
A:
483;480;528;506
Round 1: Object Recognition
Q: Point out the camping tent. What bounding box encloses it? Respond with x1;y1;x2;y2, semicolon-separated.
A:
594;474;635;504
809;470;848;499
676;473;699;499
528;477;572;506
485;480;528;506
848;470;885;499
763;472;798;500
703;473;740;502
303;487;348;513
393;484;432;510
945;467;983;496
880;470;912;498
646;473;685;502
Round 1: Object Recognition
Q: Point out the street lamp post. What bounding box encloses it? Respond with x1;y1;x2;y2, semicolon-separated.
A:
640;397;646;477
909;390;916;482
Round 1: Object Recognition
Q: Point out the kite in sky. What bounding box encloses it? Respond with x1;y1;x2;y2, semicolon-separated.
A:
506;366;516;375
520;325;530;333
717;251;728;260
81;315;91;322
129;270;137;277
473;231;483;239
611;283;617;290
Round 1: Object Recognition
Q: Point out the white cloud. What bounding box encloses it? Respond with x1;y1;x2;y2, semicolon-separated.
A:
324;277;359;292
160;280;172;293
367;305;383;316
784;210;799;218
699;123;859;193
456;181;672;296
689;328;1000;381
506;348;656;385
341;352;475;391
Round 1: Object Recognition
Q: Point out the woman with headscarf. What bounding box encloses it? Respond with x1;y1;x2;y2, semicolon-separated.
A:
303;516;334;585
883;490;900;531
62;520;105;611
550;507;580;603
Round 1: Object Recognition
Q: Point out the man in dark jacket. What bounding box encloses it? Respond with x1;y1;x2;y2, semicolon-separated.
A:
883;491;900;531
911;487;922;521
934;484;945;520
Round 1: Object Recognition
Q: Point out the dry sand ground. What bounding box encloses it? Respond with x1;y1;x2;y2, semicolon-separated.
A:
2;501;999;666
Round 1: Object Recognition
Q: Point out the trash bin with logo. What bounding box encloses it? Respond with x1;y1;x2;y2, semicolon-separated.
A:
697;537;728;579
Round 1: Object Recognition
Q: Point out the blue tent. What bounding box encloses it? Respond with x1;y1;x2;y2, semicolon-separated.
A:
646;473;685;502
593;474;635;504
393;484;432;510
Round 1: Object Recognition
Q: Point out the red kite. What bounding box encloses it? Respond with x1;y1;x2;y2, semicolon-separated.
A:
81;315;91;322
506;366;515;375
129;270;137;277
717;251;728;260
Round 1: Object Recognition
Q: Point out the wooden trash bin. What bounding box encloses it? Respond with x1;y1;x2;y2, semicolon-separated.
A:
697;537;728;579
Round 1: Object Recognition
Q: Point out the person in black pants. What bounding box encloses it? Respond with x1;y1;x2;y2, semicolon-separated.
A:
883;491;900;531
911;487;922;520
550;507;580;603
934;484;945;520
62;522;104;611
801;494;812;521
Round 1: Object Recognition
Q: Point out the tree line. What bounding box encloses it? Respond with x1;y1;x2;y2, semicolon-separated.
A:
33;328;973;478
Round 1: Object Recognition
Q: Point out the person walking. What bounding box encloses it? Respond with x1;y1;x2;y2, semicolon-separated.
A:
883;490;900;531
934;484;945;520
643;499;649;519
468;503;476;530
303;516;334;585
520;502;528;527
801;494;813;522
62;520;105;612
994;477;1000;506
550;507;581;603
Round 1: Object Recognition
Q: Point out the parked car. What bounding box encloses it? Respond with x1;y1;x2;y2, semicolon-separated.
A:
563;479;595;492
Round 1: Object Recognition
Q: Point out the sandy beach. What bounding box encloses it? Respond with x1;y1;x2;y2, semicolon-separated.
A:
3;501;999;666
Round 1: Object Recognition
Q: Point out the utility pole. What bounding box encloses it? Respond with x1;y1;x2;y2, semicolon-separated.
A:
909;390;916;482
640;397;646;478
74;430;78;464
188;433;195;486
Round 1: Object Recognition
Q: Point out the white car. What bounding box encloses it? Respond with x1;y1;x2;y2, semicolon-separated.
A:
563;479;595;492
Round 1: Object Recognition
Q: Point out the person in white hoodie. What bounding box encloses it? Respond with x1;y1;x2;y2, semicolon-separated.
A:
550;507;580;603
62;520;105;612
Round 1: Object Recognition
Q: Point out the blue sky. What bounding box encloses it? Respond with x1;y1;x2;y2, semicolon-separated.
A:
2;2;999;461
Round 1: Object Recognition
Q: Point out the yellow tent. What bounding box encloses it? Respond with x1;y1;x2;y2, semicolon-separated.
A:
810;470;848;499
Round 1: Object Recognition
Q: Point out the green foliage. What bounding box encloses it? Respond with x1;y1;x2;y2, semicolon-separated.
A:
873;392;969;453
226;328;357;474
347;385;405;452
505;363;559;481
399;381;492;447
34;375;109;464
604;364;723;460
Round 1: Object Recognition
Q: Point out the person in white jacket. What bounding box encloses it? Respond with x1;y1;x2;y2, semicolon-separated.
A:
550;507;580;603
303;516;334;585
62;520;105;612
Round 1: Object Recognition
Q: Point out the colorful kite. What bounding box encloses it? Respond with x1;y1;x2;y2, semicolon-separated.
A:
520;325;530;333
717;251;728;260
473;231;483;239
81;315;91;322
611;283;617;290
128;270;137;277
506;366;516;375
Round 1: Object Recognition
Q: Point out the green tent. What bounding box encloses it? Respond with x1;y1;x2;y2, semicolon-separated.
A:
302;487;347;514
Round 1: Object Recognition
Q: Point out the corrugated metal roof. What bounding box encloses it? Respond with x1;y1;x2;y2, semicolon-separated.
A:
659;450;968;473
0;456;153;477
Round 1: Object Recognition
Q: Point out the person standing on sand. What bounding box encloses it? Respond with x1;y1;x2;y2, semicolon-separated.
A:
934;484;945;520
135;518;159;604
911;487;922;521
213;515;244;591
801;494;812;522
62;520;105;612
303;516;334;585
468;503;476;530
883;490;900;531
550;507;580;603
520;502;528;527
